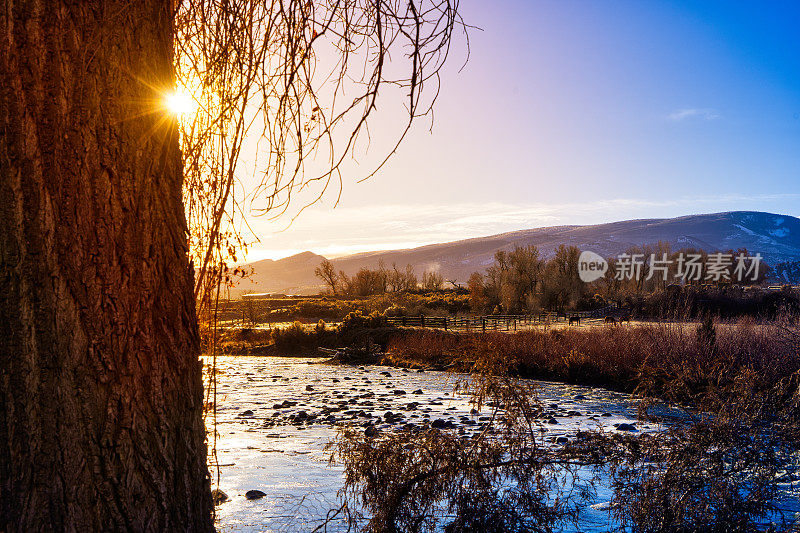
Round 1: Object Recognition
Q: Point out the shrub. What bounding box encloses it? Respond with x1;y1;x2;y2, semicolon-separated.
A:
383;304;406;317
271;321;317;351
337;310;386;333
383;330;463;368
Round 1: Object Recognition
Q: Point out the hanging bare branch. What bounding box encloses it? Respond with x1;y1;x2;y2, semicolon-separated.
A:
172;0;467;318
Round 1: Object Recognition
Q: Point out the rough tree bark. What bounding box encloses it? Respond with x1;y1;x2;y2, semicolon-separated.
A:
0;2;213;531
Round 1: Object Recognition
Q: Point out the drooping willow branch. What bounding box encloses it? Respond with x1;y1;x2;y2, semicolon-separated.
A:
173;0;466;318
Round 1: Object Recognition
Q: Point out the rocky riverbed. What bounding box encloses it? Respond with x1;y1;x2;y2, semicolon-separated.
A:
207;356;799;532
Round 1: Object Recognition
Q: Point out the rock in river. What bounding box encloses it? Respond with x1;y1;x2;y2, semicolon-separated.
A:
212;489;229;505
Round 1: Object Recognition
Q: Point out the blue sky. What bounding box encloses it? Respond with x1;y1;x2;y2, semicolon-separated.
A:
242;0;800;261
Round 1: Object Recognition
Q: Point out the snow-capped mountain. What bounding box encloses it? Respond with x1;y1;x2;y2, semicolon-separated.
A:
235;211;800;294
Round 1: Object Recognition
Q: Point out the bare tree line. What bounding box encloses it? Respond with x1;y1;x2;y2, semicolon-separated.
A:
316;259;444;296
467;243;773;315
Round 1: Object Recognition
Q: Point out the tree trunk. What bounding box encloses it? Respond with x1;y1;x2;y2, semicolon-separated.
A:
0;2;213;531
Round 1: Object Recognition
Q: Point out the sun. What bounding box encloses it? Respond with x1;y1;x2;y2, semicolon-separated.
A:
163;90;196;116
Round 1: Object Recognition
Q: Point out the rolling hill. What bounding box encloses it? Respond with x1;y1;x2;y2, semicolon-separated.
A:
232;211;800;295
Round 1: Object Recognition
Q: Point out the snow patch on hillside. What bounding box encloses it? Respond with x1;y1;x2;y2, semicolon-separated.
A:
733;224;757;236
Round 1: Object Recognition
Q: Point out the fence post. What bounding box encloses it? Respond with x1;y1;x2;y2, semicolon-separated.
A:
482;318;486;333
402;316;406;327
420;315;425;327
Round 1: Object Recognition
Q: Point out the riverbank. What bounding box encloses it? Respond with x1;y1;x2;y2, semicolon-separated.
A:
380;320;800;410
207;317;800;421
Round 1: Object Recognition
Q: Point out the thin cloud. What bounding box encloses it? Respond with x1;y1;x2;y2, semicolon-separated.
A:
667;108;720;121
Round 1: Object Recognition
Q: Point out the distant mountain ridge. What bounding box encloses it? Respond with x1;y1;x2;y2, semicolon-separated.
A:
233;211;800;295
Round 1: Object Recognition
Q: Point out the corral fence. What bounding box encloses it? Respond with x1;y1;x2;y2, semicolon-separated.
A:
385;306;620;332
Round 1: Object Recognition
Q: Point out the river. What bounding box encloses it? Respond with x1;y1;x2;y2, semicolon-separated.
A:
206;356;671;531
207;356;799;532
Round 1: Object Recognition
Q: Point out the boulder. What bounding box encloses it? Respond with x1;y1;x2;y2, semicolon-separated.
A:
211;489;229;505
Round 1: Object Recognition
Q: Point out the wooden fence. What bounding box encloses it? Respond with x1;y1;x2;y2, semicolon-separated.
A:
385;306;618;332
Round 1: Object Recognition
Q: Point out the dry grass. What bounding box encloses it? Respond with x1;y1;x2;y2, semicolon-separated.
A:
385;320;800;412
